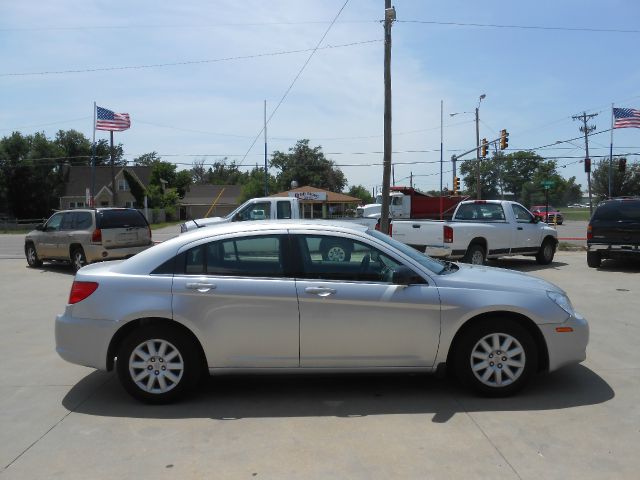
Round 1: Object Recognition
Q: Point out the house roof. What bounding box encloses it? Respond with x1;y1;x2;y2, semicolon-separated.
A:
62;166;152;196
181;184;242;205
269;185;360;203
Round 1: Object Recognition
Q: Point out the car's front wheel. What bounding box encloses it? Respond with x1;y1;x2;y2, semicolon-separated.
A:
454;319;537;397
536;239;556;265
25;242;43;267
117;325;202;404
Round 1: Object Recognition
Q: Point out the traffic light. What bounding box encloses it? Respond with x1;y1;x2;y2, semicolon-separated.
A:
481;138;488;158
499;129;509;150
453;176;460;194
584;157;591;173
619;158;627;172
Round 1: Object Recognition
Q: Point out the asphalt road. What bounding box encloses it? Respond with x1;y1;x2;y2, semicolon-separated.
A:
1;252;639;479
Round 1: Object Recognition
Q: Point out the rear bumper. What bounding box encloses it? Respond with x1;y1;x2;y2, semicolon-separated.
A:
55;309;116;370
587;243;640;256
83;243;152;263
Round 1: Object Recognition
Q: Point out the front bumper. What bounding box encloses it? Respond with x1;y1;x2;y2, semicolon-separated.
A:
538;311;589;372
55;308;116;371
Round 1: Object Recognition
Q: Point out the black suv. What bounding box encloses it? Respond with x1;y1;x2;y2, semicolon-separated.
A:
587;198;640;268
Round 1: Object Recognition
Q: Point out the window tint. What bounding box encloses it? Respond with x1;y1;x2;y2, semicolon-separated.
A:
512;204;534;223
61;212;75;230
74;212;93;229
183;235;284;277
454;203;505;221
276;201;292;219
45;213;63;231
97;209;148;228
295;234;403;282
593;201;640;222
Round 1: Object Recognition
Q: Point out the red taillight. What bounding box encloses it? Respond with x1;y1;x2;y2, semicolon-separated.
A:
91;228;102;243
388;222;393;236
68;281;99;304
444;225;454;243
587;224;593;240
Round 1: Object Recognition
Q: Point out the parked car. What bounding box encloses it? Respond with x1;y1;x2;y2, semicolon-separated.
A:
25;208;152;272
530;205;564;225
587;197;640;268
392;200;558;265
55;221;588;403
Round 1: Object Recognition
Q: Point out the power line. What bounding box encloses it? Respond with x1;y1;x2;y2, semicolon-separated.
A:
238;0;352;166
0;38;379;77
397;20;640;34
0;20;380;32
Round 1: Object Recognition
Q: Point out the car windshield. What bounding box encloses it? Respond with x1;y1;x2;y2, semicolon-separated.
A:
366;229;446;274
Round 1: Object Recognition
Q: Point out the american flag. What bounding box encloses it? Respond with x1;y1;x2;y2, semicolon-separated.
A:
613;107;640;129
95;106;131;131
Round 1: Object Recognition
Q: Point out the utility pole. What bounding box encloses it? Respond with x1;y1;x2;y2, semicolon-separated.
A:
475;94;486;199
572;112;598;216
264;100;268;196
380;1;395;234
410;171;413;188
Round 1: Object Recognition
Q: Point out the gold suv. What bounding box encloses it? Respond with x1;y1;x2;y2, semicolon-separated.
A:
25;208;153;272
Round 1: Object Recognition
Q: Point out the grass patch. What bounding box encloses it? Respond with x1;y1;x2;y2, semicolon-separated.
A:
0;228;31;234
558;241;584;251
561;208;592;221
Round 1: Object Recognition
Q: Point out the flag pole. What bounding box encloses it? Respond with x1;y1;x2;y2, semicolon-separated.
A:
91;102;96;208
110;130;117;207
609;103;614;199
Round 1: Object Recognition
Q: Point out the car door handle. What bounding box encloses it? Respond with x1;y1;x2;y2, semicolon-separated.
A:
186;282;217;292
305;287;336;297
517;227;523;230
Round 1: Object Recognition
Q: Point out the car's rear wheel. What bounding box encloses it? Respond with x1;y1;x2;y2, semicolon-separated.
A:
536;239;555;265
454;319;537;397
71;247;87;272
463;244;485;265
587;251;601;268
25;243;43;267
116;325;202;404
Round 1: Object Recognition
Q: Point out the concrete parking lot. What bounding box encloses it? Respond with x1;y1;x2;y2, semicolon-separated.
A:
1;249;639;479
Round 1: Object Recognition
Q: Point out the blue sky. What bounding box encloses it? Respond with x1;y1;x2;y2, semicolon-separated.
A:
1;0;639;194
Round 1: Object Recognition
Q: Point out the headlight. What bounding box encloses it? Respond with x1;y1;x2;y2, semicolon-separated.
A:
547;291;575;316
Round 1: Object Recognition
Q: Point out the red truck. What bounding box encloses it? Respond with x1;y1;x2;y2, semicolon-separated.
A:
357;187;467;220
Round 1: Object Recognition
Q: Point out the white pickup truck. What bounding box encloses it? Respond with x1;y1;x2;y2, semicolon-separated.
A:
391;200;558;265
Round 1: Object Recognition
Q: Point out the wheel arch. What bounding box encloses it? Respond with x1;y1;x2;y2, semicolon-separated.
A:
69;243;84;258
446;311;549;373
467;237;487;252
106;317;207;373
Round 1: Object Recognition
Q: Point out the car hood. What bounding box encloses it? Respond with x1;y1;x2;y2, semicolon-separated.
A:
437;263;564;295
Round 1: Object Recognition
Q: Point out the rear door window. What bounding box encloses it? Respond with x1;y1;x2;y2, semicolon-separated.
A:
74;212;93;229
61;212;75;230
97;209;148;229
593;201;640;222
183;235;285;277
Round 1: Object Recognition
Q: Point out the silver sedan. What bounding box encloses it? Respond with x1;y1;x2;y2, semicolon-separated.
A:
56;221;588;403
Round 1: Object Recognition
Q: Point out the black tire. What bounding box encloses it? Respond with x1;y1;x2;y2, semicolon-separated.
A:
320;240;352;262
116;325;202;404
587;251;601;268
536;239;556;265
462;244;485;265
71;247;87;272
25;242;43;268
454;319;538;397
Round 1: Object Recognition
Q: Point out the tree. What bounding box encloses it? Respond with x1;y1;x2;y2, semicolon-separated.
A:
270;139;346;192
591;157;640;200
459;158;500;199
346;185;373;204
239;167;277;202
133;151;161;166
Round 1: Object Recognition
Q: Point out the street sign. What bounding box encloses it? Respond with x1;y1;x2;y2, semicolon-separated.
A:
541;180;555;189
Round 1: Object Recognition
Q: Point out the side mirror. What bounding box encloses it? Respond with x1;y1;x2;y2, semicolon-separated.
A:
532;216;540;224
35;224;44;231
392;266;423;286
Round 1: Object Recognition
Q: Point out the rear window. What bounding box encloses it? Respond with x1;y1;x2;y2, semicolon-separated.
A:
454;203;505;221
97;209;148;229
592;201;640;222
